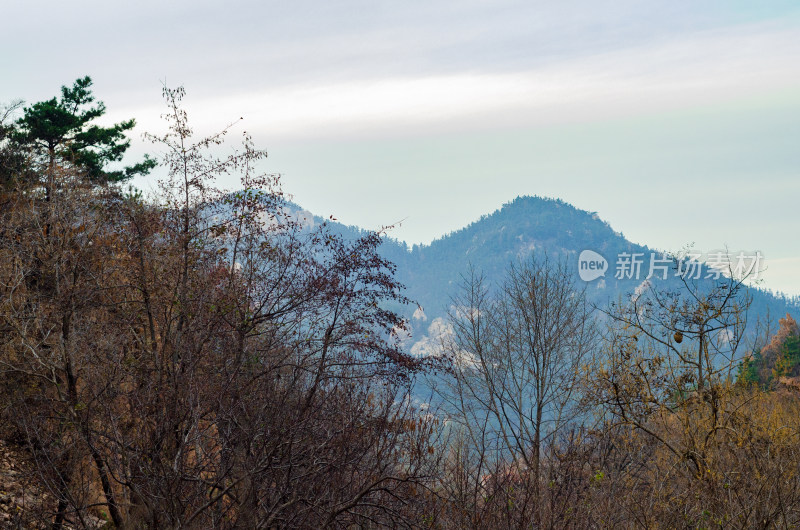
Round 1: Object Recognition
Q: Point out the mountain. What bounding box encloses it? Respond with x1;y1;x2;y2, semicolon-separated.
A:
292;195;799;355
392;196;647;318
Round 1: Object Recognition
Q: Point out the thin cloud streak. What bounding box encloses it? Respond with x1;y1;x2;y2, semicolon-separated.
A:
115;21;800;142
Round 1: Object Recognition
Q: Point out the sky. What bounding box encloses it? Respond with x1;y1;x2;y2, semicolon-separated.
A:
2;0;799;295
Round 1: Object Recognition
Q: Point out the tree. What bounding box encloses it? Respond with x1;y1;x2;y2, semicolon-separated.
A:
0;100;35;190
12;76;154;196
0;84;443;528
592;262;752;471
436;256;596;528
0;160;130;527
123;85;439;527
0;80;156;526
583;259;800;526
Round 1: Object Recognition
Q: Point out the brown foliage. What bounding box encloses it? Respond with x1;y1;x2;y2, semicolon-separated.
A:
0;87;442;529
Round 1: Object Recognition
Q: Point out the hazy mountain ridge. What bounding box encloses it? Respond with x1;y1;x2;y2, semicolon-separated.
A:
287;195;798;351
393;196;651;320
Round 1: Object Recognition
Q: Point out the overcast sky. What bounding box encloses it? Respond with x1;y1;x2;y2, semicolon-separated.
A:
3;0;799;295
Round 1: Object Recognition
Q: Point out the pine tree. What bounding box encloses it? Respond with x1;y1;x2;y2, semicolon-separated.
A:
13;76;155;193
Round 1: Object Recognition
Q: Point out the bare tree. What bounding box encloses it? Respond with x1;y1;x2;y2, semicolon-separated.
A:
0;84;444;528
436;256;596;528
591;261;752;479
93;85;441;528
583;259;800;526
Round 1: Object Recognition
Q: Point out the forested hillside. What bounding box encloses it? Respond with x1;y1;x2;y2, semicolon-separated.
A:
305;196;799;356
2;79;800;528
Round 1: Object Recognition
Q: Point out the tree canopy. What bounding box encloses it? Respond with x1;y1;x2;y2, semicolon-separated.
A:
12;76;155;185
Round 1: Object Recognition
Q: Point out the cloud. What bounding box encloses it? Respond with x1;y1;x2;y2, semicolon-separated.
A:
107;20;800;145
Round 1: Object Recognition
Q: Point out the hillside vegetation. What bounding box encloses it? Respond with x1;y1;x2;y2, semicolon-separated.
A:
1;79;800;528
